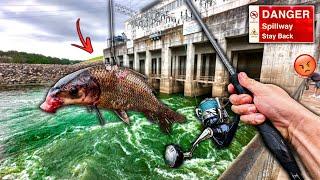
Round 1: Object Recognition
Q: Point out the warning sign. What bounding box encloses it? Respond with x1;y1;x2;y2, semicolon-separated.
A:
249;5;314;43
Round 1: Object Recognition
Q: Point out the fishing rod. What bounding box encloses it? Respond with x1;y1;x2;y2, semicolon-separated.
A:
108;0;117;66
184;0;303;179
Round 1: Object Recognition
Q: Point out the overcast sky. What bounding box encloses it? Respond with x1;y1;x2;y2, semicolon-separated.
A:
0;0;153;60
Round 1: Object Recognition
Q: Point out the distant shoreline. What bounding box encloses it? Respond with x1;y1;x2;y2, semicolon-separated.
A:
0;63;75;87
0;62;102;88
0;50;81;64
0;84;50;91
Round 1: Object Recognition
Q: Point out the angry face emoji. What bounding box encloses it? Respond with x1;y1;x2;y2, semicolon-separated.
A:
294;54;317;78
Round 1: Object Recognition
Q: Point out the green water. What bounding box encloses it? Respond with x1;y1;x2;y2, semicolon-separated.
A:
0;87;256;180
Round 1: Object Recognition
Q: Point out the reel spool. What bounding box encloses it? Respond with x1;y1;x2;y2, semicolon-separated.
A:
164;98;239;168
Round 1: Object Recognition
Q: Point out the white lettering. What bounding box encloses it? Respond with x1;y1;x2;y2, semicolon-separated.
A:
262;33;276;40
261;23;293;31
262;10;270;18
303;10;310;19
262;9;310;19
278;33;294;39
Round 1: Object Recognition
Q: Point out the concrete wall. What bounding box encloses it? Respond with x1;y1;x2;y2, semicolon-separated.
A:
104;1;320;97
261;43;316;95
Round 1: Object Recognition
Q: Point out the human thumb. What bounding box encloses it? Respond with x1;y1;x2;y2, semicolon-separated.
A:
238;72;263;94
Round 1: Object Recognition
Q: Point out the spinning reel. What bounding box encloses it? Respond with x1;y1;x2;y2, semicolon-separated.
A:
164;97;240;168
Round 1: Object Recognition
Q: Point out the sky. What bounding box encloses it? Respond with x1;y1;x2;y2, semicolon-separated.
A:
0;0;153;61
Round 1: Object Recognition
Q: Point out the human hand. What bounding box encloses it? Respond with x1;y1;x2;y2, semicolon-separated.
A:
228;72;308;139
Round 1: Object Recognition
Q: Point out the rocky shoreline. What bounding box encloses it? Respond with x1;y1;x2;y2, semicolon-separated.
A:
0;63;101;87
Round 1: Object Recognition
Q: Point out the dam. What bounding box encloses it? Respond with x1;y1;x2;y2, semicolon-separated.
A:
103;0;320;98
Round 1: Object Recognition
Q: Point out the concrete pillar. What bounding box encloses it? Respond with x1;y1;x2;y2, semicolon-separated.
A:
145;50;152;77
212;39;229;97
134;51;139;72
196;54;202;80
116;56;121;65
160;46;173;94
157;58;161;76
205;54;210;77
184;43;195;96
175;56;179;77
123;54;129;67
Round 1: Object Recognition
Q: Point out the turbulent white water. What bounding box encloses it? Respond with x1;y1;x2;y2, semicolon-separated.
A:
0;87;255;179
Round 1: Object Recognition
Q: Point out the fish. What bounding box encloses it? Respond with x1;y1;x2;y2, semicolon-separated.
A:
40;64;185;132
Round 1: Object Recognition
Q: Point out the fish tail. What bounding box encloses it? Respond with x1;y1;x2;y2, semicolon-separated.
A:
147;106;185;133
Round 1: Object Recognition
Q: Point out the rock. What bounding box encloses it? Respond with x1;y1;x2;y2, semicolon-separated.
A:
0;63;88;86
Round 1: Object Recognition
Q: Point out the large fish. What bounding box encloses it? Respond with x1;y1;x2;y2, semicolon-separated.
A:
40;64;185;132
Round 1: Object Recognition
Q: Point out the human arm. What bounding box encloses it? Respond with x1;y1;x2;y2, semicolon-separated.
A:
228;72;320;178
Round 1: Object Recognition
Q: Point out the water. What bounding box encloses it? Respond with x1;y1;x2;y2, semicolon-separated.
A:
0;87;256;179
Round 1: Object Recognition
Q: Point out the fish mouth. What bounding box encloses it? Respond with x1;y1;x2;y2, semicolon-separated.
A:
40;96;63;113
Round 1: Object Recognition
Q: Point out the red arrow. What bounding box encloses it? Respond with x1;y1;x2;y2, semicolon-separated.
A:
71;18;93;54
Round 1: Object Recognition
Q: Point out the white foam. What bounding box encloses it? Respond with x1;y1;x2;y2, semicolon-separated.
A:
154;168;198;179
114;139;132;155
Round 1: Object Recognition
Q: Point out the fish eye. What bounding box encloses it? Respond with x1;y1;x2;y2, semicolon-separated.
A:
70;87;78;96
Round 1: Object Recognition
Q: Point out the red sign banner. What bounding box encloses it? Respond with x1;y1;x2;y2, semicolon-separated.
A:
249;5;314;43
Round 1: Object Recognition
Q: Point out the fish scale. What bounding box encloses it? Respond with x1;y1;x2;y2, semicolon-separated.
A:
41;64;185;132
88;65;159;112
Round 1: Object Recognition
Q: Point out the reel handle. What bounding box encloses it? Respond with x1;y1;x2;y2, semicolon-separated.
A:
230;73;303;180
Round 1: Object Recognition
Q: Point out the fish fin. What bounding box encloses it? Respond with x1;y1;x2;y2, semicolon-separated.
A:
115;110;130;124
94;106;106;126
87;106;94;113
146;106;185;133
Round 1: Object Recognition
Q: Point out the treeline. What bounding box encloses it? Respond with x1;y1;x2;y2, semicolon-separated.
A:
0;50;81;64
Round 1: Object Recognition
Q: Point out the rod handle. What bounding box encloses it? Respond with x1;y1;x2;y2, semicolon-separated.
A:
230;73;303;180
257;122;303;179
230;74;248;94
